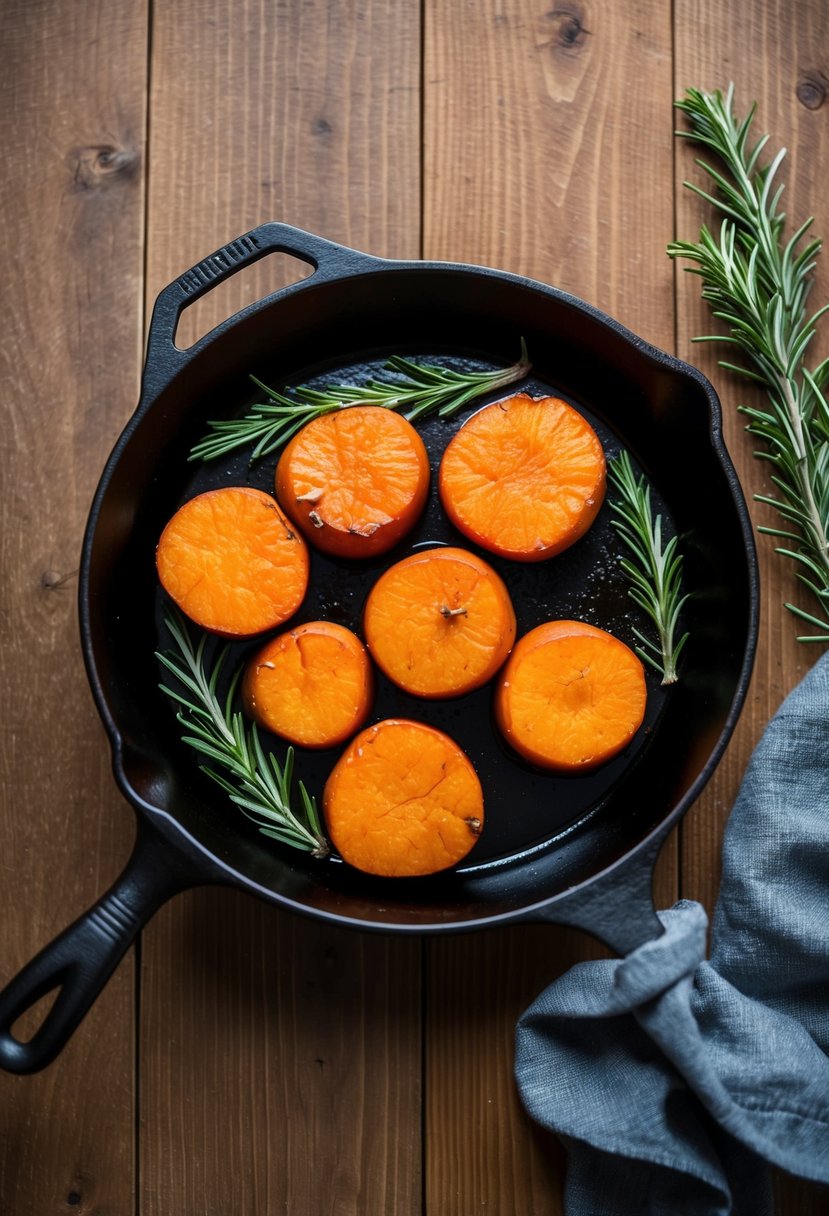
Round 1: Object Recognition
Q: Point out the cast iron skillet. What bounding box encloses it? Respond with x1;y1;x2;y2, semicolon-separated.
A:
0;222;759;1073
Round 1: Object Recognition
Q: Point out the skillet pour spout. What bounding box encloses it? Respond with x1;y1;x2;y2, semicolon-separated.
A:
0;222;759;1073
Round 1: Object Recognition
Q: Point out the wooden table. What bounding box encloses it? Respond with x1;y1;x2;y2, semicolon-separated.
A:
1;2;827;1211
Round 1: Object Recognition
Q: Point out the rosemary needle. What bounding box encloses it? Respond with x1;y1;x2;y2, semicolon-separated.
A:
189;339;531;464
669;84;829;642
156;610;329;858
608;451;690;685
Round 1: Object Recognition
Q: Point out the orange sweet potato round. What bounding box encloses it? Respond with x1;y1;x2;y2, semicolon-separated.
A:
438;392;606;561
242;621;373;750
494;619;647;771
275;405;430;559
323;719;484;877
363;546;516;698
156;486;309;637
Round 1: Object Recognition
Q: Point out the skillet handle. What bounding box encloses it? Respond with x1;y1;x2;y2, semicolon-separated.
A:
144;221;384;388
0;820;200;1074
533;833;667;955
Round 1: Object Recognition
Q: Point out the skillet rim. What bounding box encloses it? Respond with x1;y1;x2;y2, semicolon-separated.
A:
78;239;761;933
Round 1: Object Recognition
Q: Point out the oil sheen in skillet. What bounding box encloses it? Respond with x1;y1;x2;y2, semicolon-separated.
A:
155;351;673;873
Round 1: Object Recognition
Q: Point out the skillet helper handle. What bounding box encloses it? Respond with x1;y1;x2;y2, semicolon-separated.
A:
0;821;198;1074
144;221;384;384
535;833;666;955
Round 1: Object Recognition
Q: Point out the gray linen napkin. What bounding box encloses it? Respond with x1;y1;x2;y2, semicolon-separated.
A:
514;651;829;1214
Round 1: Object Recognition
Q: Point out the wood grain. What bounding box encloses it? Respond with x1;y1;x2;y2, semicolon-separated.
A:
674;3;829;1211
146;0;422;330
423;2;676;1211
674;0;829;912
425;925;583;1215
140;3;422;1214
142;891;421;1216
0;1;146;1213
424;0;676;347
1;4;827;1214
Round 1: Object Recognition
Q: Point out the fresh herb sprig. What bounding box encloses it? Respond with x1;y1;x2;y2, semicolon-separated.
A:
156;610;329;857
608;451;689;685
669;85;829;642
189;340;531;464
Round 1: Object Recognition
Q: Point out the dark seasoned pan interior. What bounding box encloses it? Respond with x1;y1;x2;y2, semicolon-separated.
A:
82;265;754;927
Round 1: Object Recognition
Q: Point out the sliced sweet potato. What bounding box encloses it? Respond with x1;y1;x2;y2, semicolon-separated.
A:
438;392;606;561
242;620;373;750
323;719;484;877
275;405;430;559
363;546;516;698
156;486;309;637
494;619;646;771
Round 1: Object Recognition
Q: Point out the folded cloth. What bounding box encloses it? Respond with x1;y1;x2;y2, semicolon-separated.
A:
514;651;829;1215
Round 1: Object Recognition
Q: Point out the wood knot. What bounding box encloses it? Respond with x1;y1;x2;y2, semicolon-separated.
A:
68;143;139;191
796;75;827;110
312;117;333;137
41;568;76;591
546;6;590;54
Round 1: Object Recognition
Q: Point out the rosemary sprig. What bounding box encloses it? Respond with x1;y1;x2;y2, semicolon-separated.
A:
189;339;531;464
608;451;689;685
155;610;329;858
669;84;829;642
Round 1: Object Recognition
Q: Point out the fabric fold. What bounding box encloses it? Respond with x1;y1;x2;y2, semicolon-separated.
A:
515;652;829;1214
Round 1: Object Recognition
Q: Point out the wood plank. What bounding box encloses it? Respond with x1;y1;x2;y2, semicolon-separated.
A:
141;3;423;1214
145;0;422;327
423;2;676;1211
424;0;676;347
425;925;582;1214
0;0;147;1211
142;891;421;1214
674;0;828;908
674;2;829;1211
